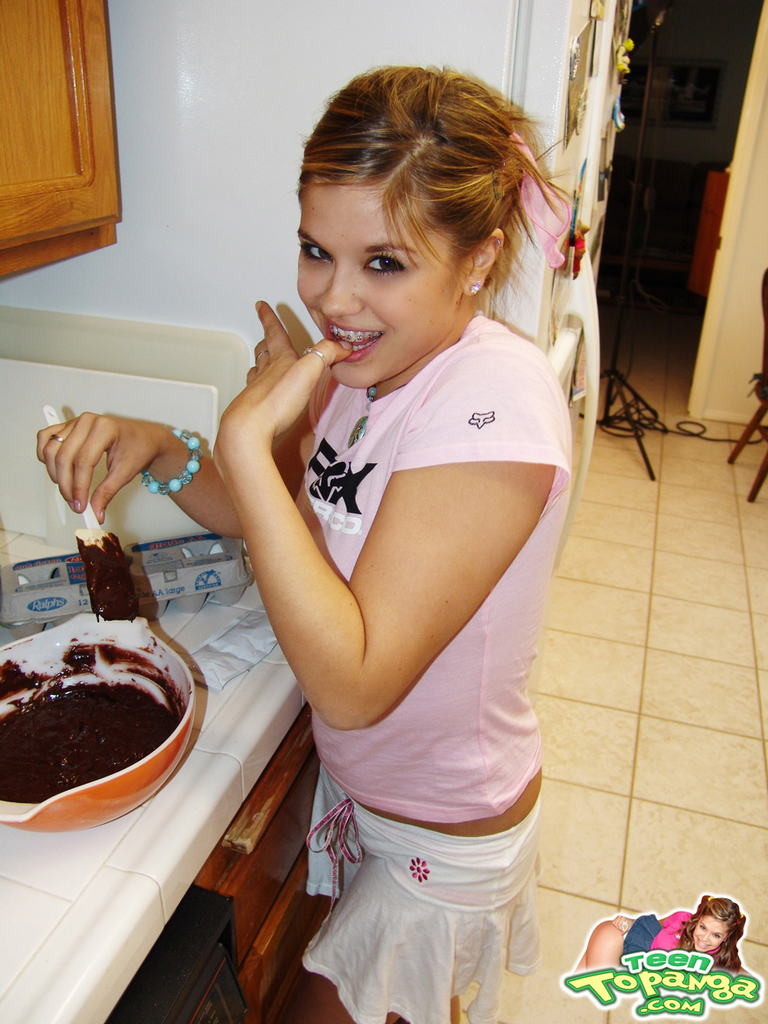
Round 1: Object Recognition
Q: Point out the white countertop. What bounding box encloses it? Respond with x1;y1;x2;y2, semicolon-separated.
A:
0;531;303;1024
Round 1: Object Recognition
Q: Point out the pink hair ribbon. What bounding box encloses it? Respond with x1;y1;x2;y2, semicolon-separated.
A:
511;133;571;269
306;796;364;907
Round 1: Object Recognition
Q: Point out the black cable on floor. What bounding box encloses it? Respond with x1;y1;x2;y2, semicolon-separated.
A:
598;417;761;444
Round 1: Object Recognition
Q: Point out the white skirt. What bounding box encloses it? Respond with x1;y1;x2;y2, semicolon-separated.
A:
303;766;541;1024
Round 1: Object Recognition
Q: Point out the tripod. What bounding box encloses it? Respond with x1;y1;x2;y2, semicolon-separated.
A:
599;5;671;481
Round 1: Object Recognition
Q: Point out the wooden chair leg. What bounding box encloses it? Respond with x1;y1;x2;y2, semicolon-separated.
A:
728;400;768;464
747;444;768;502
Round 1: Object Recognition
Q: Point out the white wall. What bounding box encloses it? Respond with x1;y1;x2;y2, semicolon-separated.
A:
0;0;515;353
688;0;768;423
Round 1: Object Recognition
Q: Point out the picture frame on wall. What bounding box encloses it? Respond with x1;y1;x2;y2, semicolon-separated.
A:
622;60;723;127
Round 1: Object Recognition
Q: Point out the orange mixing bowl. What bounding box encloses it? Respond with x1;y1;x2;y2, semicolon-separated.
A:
0;614;195;831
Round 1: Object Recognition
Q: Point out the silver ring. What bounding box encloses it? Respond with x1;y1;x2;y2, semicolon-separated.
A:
302;346;328;368
51;434;65;443
254;348;270;365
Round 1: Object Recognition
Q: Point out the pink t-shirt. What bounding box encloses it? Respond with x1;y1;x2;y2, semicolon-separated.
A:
651;911;721;957
651;912;693;951
305;314;571;821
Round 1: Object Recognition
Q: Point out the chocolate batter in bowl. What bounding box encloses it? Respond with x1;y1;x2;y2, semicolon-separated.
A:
0;614;195;831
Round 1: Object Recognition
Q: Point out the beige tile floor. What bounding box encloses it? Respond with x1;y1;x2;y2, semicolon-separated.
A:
481;303;768;1023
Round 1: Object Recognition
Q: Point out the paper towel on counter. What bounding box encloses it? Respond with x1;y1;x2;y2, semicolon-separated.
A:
192;608;277;690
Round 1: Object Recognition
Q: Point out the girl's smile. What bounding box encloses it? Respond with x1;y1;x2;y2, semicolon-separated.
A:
297;183;479;397
692;914;728;953
328;324;384;361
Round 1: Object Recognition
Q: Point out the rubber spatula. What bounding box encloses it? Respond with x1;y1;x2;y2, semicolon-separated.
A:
42;405;138;620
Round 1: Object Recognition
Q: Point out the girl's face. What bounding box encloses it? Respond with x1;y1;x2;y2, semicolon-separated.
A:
298;183;477;397
693;915;729;953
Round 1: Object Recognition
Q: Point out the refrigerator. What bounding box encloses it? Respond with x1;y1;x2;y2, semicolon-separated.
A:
497;0;629;549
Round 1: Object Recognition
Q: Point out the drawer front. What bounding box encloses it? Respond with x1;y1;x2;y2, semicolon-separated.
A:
195;703;313;892
194;703;328;1017
195;706;319;961
238;848;329;1023
225;752;319;959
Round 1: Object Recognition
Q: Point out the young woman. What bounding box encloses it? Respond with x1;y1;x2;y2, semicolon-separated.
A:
576;895;747;974
38;67;571;1024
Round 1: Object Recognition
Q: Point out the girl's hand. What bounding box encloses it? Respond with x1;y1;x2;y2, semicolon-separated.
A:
215;301;346;462
36;414;171;524
612;916;634;934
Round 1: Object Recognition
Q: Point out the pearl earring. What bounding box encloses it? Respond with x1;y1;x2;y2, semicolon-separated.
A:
470;281;483;295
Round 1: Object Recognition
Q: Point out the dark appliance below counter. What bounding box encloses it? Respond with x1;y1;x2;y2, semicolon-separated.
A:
106;885;247;1024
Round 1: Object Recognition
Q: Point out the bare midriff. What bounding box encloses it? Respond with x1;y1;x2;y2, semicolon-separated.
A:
361;768;542;837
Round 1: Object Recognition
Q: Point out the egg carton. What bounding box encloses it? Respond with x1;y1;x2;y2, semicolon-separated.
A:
0;532;251;635
127;533;251;617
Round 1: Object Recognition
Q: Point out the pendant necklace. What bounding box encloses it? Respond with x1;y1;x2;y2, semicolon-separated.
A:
348;385;378;446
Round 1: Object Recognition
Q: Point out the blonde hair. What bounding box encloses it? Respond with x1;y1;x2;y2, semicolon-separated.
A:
299;66;558;292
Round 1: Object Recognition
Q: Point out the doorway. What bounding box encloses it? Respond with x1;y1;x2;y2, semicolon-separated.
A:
596;0;763;317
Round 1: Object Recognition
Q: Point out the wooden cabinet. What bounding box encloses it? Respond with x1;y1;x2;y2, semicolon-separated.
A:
0;0;120;275
195;705;330;1023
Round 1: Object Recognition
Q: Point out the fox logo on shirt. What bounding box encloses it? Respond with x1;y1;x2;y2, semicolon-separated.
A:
469;410;496;429
307;439;376;534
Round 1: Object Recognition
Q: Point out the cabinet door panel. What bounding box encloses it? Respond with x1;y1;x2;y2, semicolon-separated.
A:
0;0;119;260
220;752;318;961
1;1;78;185
238;849;329;1024
195;705;315;892
195;706;331;1021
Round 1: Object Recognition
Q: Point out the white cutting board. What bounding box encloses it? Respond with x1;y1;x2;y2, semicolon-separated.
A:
1;358;218;546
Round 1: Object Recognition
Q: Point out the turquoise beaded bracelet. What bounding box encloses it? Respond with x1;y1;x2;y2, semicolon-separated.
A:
140;428;202;495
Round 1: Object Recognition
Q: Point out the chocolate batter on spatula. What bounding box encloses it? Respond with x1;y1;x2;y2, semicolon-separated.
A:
76;529;139;621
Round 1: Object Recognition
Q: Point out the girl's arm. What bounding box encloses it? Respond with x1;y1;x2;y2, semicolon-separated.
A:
216;306;555;729
659;911;690;935
36;340;313;537
37;410;247;536
236;456;551;729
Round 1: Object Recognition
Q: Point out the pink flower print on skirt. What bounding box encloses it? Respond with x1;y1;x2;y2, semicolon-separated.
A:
410;856;430;883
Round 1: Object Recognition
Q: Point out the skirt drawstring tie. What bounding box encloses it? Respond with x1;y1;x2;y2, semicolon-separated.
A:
306;796;364;907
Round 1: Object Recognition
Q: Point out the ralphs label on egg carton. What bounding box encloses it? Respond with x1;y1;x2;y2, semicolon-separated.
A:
0;552;91;633
0;533;251;633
